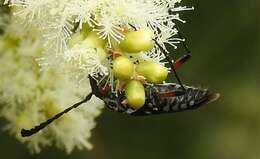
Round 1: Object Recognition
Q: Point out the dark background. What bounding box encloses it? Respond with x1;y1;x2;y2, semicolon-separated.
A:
1;0;259;159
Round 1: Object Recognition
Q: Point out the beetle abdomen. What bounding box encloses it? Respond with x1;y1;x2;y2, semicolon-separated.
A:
132;83;220;116
95;79;219;116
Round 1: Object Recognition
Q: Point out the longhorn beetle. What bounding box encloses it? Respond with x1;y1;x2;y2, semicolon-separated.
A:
21;24;220;137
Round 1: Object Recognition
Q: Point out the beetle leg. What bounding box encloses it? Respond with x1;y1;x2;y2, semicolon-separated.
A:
89;75;103;98
133;75;147;84
121;99;128;107
117;80;128;92
21;92;93;137
100;86;111;96
157;90;185;98
107;49;122;59
173;54;191;70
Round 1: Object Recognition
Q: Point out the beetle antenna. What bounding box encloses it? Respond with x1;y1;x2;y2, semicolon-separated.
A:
154;25;192;92
154;40;186;91
175;25;191;54
21;92;93;137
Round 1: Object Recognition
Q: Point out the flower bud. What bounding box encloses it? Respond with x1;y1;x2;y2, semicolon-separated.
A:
125;80;145;109
97;48;107;62
136;61;168;84
119;28;154;53
81;23;92;37
113;56;134;80
68;32;85;48
83;31;106;48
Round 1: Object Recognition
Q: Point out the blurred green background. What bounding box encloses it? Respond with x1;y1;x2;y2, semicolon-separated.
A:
0;0;259;159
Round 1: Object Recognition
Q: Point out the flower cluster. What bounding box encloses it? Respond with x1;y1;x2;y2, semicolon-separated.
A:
0;11;104;153
1;0;192;153
4;0;192;86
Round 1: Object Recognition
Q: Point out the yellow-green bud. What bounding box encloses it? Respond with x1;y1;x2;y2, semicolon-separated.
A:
136;61;168;84
113;56;134;80
81;23;92;37
68;32;85;48
83;31;106;48
97;48;107;62
119;28;154;53
125;80;145;109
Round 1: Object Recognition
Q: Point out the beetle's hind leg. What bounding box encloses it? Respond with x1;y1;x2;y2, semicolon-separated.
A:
173;54;191;70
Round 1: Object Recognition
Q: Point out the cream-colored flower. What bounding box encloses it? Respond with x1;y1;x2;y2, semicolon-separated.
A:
0;12;104;154
4;0;193;86
0;0;194;153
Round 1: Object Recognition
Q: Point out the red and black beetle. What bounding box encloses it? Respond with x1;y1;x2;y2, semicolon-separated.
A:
89;75;219;116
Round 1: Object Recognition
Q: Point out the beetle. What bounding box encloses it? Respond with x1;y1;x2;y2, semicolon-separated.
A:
20;28;220;137
88;76;219;117
21;73;219;137
89;73;219;116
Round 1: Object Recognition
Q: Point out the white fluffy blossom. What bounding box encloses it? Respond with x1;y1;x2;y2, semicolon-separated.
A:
4;0;192;85
0;14;104;154
0;0;193;153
